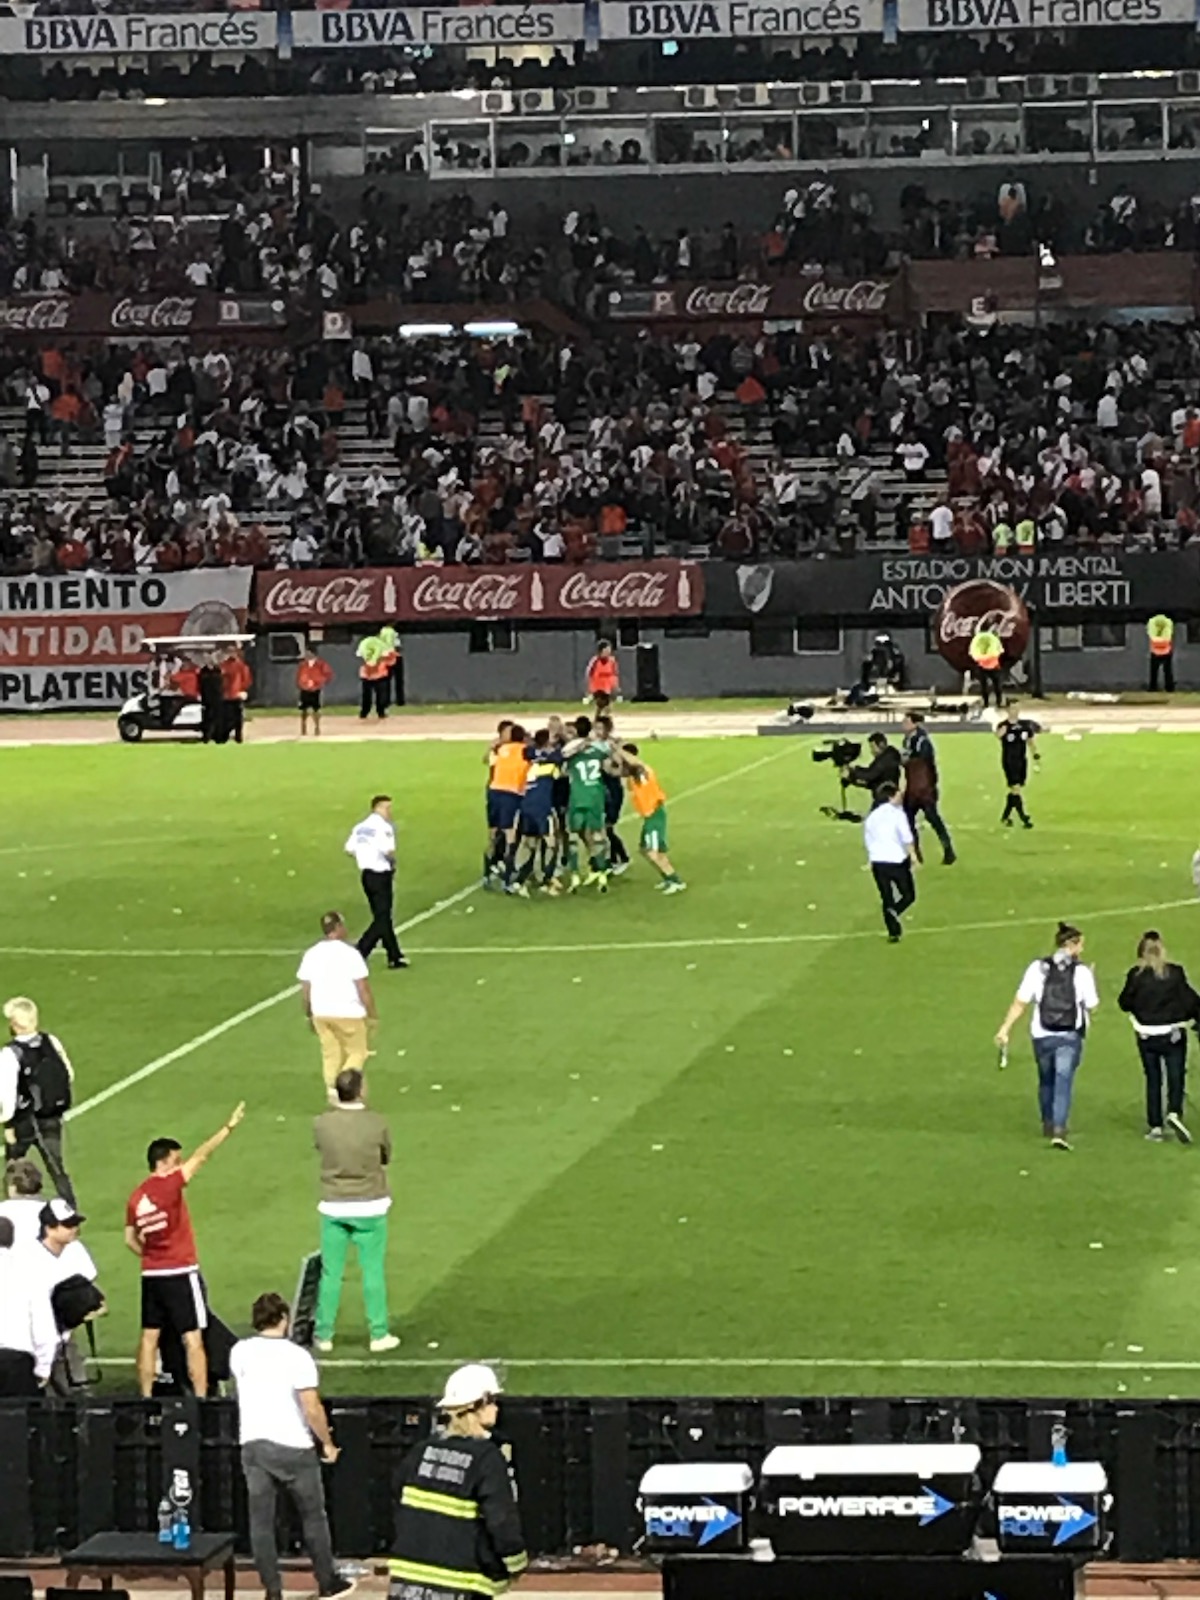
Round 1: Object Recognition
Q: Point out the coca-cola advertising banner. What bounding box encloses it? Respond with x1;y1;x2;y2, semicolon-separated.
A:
255;561;704;626
703;549;1200;619
933;580;1030;674
0;293;287;339
607;277;896;323
0;568;252;711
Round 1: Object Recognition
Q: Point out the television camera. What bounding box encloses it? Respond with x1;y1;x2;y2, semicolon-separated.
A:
812;738;865;823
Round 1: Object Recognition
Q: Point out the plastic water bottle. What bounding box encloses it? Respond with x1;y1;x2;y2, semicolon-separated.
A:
157;1499;173;1545
172;1505;191;1552
1051;1423;1069;1467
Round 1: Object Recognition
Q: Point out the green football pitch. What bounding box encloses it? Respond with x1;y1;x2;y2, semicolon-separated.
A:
8;722;1200;1399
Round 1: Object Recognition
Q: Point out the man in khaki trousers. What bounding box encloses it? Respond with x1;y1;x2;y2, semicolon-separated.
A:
297;912;376;1101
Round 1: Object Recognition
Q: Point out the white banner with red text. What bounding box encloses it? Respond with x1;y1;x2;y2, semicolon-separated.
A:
0;569;252;710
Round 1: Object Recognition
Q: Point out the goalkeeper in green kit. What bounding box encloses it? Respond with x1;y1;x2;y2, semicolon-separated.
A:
561;714;612;892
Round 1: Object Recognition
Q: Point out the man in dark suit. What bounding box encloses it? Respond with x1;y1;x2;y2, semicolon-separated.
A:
901;711;957;866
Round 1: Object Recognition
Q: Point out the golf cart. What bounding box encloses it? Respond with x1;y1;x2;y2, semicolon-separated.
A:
116;633;253;743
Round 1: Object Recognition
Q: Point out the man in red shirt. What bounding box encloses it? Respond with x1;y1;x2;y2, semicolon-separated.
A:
125;1103;244;1399
296;646;334;739
220;646;253;745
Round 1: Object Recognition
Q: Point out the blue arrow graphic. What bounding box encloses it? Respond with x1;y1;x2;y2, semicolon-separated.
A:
1053;1496;1097;1547
919;1486;955;1526
697;1498;741;1548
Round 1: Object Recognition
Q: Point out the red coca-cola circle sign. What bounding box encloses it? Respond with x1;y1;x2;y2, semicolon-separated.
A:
932;580;1031;675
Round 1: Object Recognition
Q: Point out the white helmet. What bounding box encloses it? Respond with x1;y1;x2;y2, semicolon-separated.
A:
437;1362;502;1411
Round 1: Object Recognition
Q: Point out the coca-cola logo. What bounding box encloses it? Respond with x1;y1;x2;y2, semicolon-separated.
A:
684;283;772;319
411;572;522;615
933;580;1030;675
110;295;196;332
801;279;891;317
0;297;71;332
263;574;376;619
558;570;669;612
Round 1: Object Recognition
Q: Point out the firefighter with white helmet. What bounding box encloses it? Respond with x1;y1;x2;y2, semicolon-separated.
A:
389;1364;527;1600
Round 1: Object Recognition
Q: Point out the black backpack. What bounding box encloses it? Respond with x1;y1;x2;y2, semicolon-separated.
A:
14;1035;73;1119
1039;958;1080;1033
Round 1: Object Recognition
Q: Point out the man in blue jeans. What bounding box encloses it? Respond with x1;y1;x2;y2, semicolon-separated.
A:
995;922;1100;1151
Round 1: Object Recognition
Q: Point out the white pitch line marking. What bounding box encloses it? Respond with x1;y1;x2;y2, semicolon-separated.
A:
67;882;480;1122
5;896;1199;964
64;746;791;1116
92;1354;1200;1373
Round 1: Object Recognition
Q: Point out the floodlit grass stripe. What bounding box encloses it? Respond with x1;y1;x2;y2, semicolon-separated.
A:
16;896;1196;964
65;746;789;1122
67;882;481;1122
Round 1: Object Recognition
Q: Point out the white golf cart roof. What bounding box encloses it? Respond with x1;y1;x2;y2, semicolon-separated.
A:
143;634;254;650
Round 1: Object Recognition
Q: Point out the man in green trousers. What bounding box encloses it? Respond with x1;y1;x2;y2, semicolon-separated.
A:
313;1068;399;1355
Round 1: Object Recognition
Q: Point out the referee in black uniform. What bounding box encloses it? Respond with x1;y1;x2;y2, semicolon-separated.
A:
997;712;1039;829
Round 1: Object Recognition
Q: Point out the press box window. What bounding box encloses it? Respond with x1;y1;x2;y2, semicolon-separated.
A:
1081;621;1126;650
797;624;841;655
749;621;798;657
266;631;304;663
468;622;518;653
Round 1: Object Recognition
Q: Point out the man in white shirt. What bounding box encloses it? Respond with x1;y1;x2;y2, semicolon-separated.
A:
995;922;1099;1150
863;783;919;943
230;1293;349;1600
298;912;377;1102
0;1216;57;1396
930;497;954;548
0;1158;47;1245
344;795;407;969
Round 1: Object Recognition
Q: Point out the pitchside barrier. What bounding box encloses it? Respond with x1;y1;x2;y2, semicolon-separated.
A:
0;1395;1191;1565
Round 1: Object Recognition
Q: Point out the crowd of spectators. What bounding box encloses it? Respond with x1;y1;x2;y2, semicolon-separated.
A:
3;305;1200;574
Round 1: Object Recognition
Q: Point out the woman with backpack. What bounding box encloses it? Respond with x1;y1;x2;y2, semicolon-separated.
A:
1118;931;1200;1144
994;922;1100;1151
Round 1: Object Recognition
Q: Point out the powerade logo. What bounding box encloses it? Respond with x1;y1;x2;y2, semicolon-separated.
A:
778;1487;955;1527
645;1498;741;1547
999;1497;1097;1547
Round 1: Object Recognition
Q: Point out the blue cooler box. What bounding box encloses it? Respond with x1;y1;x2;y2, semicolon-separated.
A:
759;1444;982;1556
639;1462;753;1554
993;1461;1108;1554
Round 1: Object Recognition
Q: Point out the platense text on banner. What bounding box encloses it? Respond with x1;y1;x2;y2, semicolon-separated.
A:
0;569;252;710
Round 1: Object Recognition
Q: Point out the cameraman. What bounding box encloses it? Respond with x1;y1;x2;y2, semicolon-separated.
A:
844;733;902;796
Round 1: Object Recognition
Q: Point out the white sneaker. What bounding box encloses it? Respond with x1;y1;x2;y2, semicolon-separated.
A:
315;1339;334;1353
1168;1112;1192;1144
662;880;687;895
369;1334;401;1354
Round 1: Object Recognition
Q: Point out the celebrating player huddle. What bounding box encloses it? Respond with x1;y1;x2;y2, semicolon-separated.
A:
483;714;685;898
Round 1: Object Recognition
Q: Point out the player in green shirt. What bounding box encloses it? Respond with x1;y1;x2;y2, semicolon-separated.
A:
561;714;611;892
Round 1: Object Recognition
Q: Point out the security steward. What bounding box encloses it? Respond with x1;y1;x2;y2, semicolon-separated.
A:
969;623;1005;708
1147;613;1176;692
844;732;902;797
357;631;391;721
390;1362;527;1600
